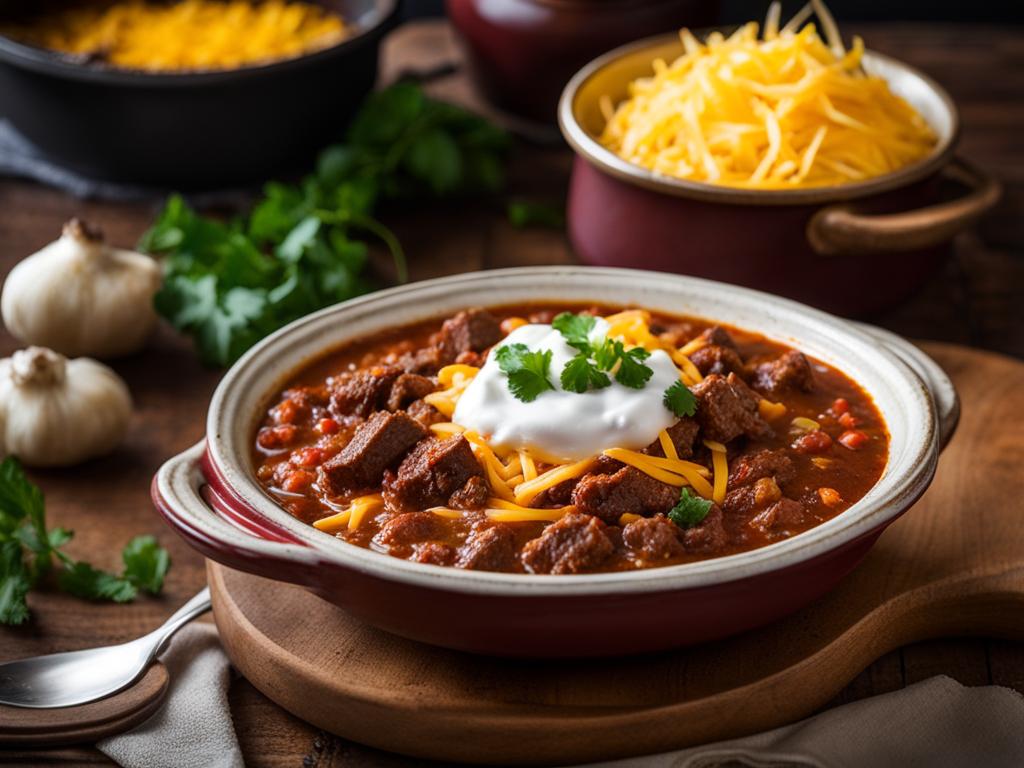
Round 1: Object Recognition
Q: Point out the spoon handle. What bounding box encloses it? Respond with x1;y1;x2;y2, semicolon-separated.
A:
145;586;213;659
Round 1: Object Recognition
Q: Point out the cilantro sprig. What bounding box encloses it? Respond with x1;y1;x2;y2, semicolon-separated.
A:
663;380;698;417
0;457;171;625
143;83;509;367
551;312;655;393
668;488;714;528
496;344;555;403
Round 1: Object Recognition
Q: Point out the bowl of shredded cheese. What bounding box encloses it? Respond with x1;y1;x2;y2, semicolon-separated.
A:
0;0;399;186
558;4;1000;315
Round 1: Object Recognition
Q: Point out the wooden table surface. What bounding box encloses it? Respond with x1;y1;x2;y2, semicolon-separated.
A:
0;20;1021;768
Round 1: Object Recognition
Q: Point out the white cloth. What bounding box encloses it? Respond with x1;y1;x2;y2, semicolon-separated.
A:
97;622;242;768
579;676;1024;768
92;622;1024;768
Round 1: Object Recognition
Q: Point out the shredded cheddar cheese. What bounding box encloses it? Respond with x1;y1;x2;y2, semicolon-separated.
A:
704;440;729;505
4;0;348;72
599;10;937;189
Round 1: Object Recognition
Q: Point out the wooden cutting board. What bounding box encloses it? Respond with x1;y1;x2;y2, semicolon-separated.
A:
206;342;1024;765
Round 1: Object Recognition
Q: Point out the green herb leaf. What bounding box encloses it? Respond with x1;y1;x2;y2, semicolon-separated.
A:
507;200;566;230
560;354;612;394
495;343;554;403
58;562;137;603
122;536;171;595
0;539;31;626
668;488;714;528
142;84;509;368
615;346;653;389
552;312;596;353
663;380;698;417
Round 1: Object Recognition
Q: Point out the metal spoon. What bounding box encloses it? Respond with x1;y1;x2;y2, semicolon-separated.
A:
0;587;212;708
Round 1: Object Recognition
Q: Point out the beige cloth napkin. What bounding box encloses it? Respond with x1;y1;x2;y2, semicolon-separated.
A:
580;675;1024;768
92;622;1024;768
96;623;242;768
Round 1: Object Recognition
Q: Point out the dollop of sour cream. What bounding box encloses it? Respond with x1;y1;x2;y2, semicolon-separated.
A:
452;320;680;462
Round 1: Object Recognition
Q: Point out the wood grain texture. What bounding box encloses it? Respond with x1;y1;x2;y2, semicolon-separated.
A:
0;665;168;748
205;344;1024;765
0;18;1020;768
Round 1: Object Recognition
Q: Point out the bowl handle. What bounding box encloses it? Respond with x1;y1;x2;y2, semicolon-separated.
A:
152;442;321;585
853;323;960;451
807;158;1001;257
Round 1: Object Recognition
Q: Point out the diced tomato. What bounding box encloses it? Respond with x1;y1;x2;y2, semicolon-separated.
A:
838;411;859;429
292;447;323;467
274;399;299;425
838;430;869;450
281;470;314;493
315;418;339;435
792;429;833;454
257;425;297;450
818;487;843;507
830;398;850;415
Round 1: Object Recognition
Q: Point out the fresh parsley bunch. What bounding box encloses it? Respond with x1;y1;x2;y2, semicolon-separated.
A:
0;457;170;625
142;83;509;367
552;312;654;392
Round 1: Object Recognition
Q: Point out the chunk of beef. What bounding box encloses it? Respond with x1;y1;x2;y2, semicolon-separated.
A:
681;504;729;553
571;466;678;523
724;476;783;517
406;399;446;428
439;309;502;360
691;373;773;444
329;366;402;418
448;475;489;510
644;418;699;459
622;515;686;560
383;435;485;511
457;524;517;572
701;325;738;350
386;374;436;411
413;542;456;566
750;498;806;535
396;346;446;375
520;513;614;574
690;344;745;377
728;449;796;491
532;478;577;508
375;511;443;547
754;351;814;394
318;411;426;496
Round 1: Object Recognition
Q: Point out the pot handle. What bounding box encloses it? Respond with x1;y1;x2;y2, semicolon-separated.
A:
807;158;1001;257
152;442;320;585
853;323;960;451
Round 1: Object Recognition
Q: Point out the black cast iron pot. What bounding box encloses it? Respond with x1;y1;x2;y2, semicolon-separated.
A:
0;0;400;188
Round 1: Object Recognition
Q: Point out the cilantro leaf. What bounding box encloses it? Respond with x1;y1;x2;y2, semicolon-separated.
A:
668;488;714;528
0;540;31;625
495;344;554;402
0;457;173;624
122;536;171;595
142;83;509;368
58;562;137;603
663;380;698;417
560;354;611;394
552;312;596;353
615;346;653;389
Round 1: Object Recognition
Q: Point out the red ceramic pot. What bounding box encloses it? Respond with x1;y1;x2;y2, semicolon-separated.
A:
559;33;1002;316
446;0;718;124
153;267;958;658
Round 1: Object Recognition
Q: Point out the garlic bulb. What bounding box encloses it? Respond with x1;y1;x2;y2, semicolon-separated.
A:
1;218;162;358
0;347;132;467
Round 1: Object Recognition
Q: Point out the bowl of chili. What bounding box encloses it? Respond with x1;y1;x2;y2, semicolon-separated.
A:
153;266;957;657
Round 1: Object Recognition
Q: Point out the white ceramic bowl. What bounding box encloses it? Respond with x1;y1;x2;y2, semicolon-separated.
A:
154;266;957;656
